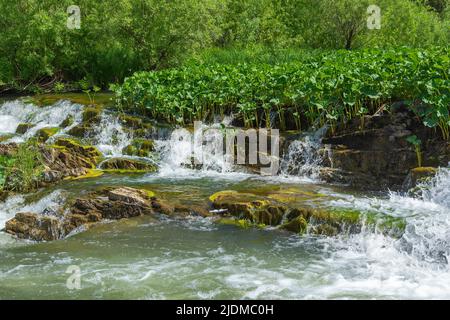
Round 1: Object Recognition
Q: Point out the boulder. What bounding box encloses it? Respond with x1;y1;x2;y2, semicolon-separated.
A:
15;123;34;134
5;212;63;241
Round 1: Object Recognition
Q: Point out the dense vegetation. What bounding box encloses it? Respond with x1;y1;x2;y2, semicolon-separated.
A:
116;47;450;138
0;0;448;92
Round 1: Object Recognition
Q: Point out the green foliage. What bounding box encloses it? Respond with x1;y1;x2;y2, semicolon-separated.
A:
116;47;450;137
0;142;44;192
407;135;423;167
0;0;448;92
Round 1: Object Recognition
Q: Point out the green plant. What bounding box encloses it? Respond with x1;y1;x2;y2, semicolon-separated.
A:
115;47;450;137
406;135;423;167
1;142;44;192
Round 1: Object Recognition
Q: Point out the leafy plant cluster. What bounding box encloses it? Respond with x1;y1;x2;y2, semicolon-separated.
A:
0;0;448;92
0;142;44;192
115;47;450;138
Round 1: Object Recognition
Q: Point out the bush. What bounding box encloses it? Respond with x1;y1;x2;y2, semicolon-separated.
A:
116;47;450;137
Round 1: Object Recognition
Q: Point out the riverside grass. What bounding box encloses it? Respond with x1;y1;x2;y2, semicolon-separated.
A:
115;47;450;138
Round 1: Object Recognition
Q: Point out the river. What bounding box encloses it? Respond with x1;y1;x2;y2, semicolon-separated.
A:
0;96;449;299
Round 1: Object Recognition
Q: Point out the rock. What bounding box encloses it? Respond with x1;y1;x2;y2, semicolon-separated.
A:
100;158;157;172
67;124;91;138
0;143;17;156
119;114;153;130
35;127;59;142
82;107;102;123
319;110;448;190
5;212;63;241
404;167;438;190
60;115;74;128
53;138;101;160
122;139;155;157
15;123;34;134
209;188;405;236
4;187;168;241
39;140;101;183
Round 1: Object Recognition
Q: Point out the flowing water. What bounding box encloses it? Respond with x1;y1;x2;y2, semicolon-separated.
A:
1;97;450;299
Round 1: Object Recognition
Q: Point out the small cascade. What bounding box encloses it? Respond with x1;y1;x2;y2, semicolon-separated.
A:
280;126;328;179
0;191;66;230
0;99;83;143
156;121;235;176
87;112;133;157
397;167;450;264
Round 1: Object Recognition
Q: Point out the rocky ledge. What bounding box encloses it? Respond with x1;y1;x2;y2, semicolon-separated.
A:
4;187;179;241
209;188;406;237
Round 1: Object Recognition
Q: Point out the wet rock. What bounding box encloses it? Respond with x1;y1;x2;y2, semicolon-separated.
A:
209;188;405;236
4;187;170;241
39;140;101;183
67;124;91;138
60;115;74;128
0;143;17;156
119;114;153;130
15;123;34;134
100;158;157;172
82;107;102;123
5;212;63;241
35;127;59;142
122;139;155;157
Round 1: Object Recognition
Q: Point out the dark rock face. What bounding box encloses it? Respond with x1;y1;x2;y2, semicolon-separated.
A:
99;158;157;172
4;187;172;241
319;109;449;190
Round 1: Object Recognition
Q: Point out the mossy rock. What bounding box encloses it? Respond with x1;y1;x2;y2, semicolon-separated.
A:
100;158;158;172
82;107;102;123
53;138;101;160
67;124;91;138
119;114;153;130
60;115;74;128
35;127;59;142
16;123;34;134
280;216;308;234
209;188;405;237
66;169;104;180
122;139;155;157
0;134;14;143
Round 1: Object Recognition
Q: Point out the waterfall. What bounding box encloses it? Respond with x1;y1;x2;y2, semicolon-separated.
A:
155;121;235;177
87;112;132;157
280;126;328;179
0;99;83;143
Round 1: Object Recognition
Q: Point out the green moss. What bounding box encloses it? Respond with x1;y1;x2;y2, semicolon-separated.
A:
32;93;114;107
0;134;14;143
102;169;150;174
16;123;34;134
280;216;308;234
60;115;74;128
122;139;155;157
66;169;104;180
35;127;59;142
100;158;158;172
119;114;153;130
67;124;91;138
217;218;253;229
82;107;102;123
